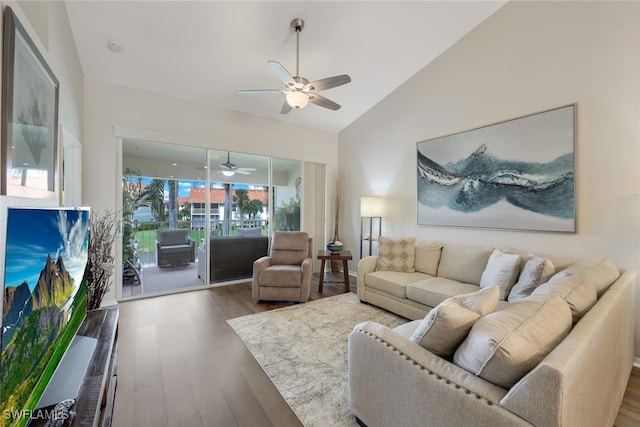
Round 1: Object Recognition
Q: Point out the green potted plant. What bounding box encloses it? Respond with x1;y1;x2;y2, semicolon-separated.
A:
274;198;300;231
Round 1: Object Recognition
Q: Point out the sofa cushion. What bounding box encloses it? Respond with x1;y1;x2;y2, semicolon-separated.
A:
237;227;263;236
437;244;493;285
454;295;572;389
406;278;480;308
375;237;416;272
554;258;620;297
410;286;500;357
270;232;308;265
414;241;443;276
532;274;597;322
157;229;190;246
508;255;555;302
365;271;430;299
158;244;192;254
479;249;521;300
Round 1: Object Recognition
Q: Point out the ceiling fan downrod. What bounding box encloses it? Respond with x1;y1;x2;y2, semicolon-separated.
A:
291;18;304;79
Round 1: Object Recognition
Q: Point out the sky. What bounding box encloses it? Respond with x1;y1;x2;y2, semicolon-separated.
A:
3;208;90;291
138;177;250;199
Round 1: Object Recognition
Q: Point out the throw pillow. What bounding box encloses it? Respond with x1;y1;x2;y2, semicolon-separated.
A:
532;274;597;323
453;295;572;389
508;255;555;302
375;237;416;272
553;258;620;297
410;286;499;357
479;249;521;299
414;241;443;276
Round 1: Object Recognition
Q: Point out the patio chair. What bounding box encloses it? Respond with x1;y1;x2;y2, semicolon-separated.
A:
156;229;196;267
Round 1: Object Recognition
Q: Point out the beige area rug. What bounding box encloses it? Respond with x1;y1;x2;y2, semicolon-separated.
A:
227;293;406;427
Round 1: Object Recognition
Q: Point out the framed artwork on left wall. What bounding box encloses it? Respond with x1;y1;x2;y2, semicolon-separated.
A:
1;6;59;200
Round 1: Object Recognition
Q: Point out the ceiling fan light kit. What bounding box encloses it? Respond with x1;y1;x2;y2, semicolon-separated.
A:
286;90;309;109
238;18;351;114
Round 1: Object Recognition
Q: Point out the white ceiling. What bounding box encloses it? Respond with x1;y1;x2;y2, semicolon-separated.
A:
65;1;507;133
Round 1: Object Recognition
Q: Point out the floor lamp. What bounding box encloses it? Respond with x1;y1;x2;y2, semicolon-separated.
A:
360;197;384;259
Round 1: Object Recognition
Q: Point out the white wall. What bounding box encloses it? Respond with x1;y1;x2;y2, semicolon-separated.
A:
82;78;338;306
338;1;640;353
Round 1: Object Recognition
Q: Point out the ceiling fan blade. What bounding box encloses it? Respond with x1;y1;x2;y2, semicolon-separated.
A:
308;94;341;111
281;101;293;114
305;74;351;92
269;61;297;88
235;169;254;175
238;89;284;94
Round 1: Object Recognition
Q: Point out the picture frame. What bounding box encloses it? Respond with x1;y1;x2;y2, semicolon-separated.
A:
417;104;576;232
1;6;59;200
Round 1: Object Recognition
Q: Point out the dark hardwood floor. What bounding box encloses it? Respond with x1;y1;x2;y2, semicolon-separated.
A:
112;273;351;427
616;367;640;427
112;273;640;427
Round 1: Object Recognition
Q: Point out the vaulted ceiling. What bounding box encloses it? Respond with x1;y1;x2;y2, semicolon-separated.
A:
65;1;506;133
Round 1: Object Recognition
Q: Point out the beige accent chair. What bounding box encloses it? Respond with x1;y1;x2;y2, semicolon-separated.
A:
252;231;313;303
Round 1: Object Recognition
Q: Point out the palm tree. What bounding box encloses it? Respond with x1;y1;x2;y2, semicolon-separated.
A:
233;189;250;217
223;183;233;235
245;199;263;221
139;178;166;223
167;179;178;229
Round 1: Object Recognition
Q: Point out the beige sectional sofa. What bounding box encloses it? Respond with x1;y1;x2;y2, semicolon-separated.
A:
349;239;636;427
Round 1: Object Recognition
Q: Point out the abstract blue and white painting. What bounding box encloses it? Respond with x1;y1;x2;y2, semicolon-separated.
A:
417;105;575;232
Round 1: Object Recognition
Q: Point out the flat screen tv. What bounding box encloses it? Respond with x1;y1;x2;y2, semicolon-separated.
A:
0;207;90;427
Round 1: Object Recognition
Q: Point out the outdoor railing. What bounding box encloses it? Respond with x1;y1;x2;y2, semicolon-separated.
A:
190;207;220;215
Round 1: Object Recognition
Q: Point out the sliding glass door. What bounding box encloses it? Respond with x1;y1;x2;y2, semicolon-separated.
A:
120;138;310;299
122;139;207;298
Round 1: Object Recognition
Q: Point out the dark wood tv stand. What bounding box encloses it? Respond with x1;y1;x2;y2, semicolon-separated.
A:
73;306;119;426
29;306;118;427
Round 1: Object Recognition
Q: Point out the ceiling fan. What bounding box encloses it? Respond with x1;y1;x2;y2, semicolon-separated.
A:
213;152;256;177
238;18;351;114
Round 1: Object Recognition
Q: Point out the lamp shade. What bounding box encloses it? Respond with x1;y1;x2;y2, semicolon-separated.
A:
360;197;384;217
222;170;235;177
286;91;309;109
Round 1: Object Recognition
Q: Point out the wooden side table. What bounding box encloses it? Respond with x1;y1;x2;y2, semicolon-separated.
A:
317;249;353;292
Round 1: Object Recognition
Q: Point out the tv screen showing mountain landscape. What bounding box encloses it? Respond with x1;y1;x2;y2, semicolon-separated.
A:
1;207;90;427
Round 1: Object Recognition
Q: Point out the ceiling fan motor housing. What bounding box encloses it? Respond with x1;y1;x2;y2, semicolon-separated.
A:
291;18;305;32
